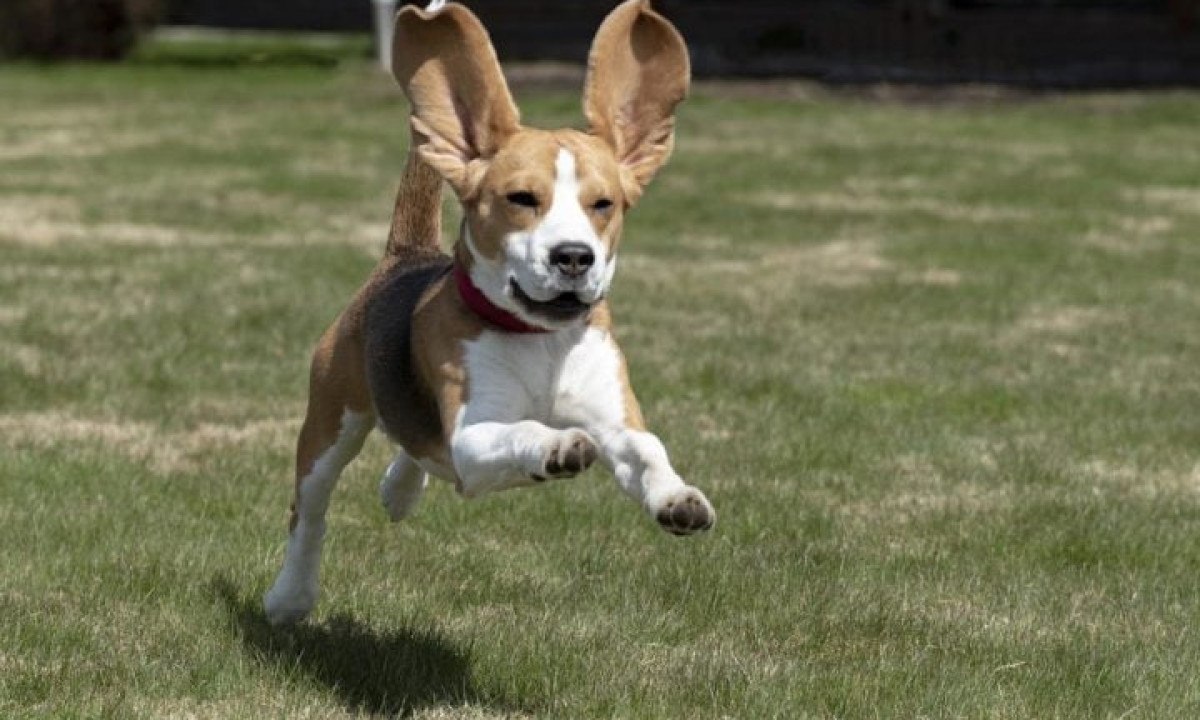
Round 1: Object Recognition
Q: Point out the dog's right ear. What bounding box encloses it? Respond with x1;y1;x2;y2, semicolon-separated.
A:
392;3;520;198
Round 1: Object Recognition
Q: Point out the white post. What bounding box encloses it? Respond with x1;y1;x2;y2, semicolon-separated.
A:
371;0;398;71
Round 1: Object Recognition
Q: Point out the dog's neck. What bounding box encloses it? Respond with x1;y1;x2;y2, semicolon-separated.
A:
452;263;549;334
452;229;551;335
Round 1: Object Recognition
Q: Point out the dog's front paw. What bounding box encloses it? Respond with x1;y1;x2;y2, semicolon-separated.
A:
650;486;716;536
532;429;597;481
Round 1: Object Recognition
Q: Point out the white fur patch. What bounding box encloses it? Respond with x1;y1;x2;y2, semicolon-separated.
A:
549;325;625;427
450;328;588;494
264;410;371;625
458;325;618;429
449;326;693;512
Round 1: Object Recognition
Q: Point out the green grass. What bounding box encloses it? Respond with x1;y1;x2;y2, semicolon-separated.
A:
3;47;1200;718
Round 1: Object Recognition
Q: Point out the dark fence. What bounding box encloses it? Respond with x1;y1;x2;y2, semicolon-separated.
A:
167;0;372;33
166;0;1200;85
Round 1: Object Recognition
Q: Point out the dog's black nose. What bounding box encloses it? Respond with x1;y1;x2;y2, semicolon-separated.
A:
549;243;595;277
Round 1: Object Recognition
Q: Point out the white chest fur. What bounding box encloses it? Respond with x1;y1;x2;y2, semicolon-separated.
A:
446;321;711;534
459;325;626;430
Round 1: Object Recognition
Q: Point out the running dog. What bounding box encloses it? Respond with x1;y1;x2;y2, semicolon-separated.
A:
265;0;715;625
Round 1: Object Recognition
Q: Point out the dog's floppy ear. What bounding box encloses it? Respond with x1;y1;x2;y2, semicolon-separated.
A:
392;3;520;198
583;0;690;206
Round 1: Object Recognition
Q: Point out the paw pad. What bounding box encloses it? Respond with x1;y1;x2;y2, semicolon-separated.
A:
538;431;597;480
654;488;715;536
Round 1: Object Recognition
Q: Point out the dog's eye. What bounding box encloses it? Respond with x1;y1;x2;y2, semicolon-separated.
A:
505;191;539;209
593;198;614;211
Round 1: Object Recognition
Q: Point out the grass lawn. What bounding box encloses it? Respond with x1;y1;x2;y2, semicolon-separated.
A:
3;38;1200;719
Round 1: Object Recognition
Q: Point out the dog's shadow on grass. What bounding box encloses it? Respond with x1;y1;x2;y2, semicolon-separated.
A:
211;576;517;717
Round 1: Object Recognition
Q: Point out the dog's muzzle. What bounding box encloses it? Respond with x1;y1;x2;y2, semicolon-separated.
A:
510;279;593;323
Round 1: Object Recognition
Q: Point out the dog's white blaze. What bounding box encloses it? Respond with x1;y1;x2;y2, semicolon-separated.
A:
449;326;692;510
541;149;602;262
264;410;371;625
535;149;611;303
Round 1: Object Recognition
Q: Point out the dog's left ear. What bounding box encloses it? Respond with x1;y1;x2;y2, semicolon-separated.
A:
583;0;690;206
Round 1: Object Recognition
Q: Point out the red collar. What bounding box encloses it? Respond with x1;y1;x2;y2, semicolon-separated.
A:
453;264;550;334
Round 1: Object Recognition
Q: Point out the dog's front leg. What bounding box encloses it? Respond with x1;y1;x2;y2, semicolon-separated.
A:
591;426;715;536
451;420;598;497
556;328;716;535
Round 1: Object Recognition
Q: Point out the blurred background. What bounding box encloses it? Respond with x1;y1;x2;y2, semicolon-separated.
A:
3;0;1200;85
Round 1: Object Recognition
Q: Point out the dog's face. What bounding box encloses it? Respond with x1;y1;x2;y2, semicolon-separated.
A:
393;0;689;329
462;130;624;327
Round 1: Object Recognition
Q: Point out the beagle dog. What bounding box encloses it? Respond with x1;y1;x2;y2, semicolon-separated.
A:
265;0;716;625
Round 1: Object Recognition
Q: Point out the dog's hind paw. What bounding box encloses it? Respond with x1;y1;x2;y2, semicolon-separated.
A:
380;457;428;522
263;582;317;626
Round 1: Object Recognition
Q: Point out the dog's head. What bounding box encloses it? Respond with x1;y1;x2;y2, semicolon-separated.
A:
392;0;689;329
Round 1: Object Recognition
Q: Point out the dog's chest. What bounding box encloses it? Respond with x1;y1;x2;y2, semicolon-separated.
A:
460;326;624;428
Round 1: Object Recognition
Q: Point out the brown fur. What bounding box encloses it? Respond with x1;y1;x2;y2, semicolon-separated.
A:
584;0;689;205
386;149;443;255
288;281;376;530
411;273;479;467
392;3;521;198
288;142;446;529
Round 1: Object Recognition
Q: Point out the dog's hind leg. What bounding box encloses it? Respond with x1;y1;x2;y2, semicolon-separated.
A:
380;450;428;521
263;406;372;625
265;325;373;625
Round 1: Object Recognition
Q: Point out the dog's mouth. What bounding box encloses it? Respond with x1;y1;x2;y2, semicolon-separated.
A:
510;279;593;323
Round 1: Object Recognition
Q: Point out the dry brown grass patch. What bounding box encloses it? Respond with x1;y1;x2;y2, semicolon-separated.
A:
1080;459;1200;500
743;189;1032;224
839;453;1016;530
899;267;963;287
1078;216;1173;256
1125;185;1200;215
1014;305;1112;335
0;411;297;475
0;193;228;248
996;305;1120;354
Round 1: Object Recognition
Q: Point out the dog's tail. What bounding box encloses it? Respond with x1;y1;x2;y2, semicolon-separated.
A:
384;148;442;256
